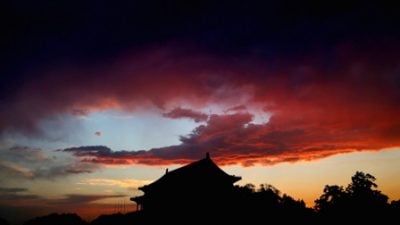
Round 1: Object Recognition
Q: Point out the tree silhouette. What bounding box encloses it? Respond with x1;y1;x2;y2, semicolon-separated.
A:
315;185;347;213
232;183;313;223
390;199;400;220
347;171;377;192
391;199;400;209
315;171;389;223
346;171;388;207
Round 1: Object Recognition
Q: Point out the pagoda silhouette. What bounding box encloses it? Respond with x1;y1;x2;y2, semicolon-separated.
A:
130;153;241;216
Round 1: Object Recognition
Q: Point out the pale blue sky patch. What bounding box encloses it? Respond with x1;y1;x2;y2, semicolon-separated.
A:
78;110;199;150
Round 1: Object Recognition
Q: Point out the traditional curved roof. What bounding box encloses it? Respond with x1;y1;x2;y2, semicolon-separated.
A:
139;153;241;193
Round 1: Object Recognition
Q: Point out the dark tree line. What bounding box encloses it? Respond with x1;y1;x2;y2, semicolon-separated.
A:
231;183;314;223
314;171;397;223
2;171;399;225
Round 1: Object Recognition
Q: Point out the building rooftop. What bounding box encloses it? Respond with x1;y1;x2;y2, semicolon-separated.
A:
139;153;241;193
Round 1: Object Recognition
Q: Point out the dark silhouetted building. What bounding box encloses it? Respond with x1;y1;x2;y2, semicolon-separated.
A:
130;153;241;214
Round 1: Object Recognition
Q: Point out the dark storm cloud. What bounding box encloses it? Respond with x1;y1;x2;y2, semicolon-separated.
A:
0;146;99;179
1;0;399;134
52;194;126;205
1;1;400;166
0;187;40;201
163;107;208;122
63;146;117;157
2;1;399;94
0;187;28;194
0;187;124;206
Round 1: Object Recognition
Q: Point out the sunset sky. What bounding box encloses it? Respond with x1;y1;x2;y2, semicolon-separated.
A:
1;1;400;223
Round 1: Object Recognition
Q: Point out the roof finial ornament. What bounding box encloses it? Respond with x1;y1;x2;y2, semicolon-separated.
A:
206;152;210;159
165;168;168;174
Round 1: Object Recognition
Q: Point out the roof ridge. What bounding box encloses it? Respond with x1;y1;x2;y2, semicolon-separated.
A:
138;154;240;192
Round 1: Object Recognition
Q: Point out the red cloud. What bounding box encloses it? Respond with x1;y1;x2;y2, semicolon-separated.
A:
162;107;208;122
64;106;400;166
4;46;400;165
